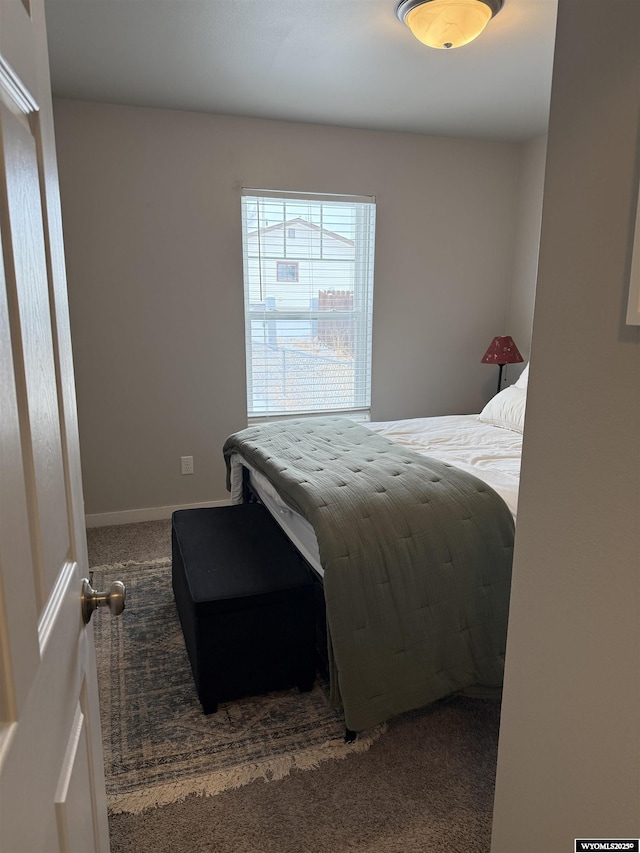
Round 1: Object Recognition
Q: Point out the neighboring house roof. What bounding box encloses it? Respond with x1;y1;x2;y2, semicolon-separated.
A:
247;217;354;247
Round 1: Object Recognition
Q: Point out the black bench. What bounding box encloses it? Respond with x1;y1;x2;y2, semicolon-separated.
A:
171;504;317;714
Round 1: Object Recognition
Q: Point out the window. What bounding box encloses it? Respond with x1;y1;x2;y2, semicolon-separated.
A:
241;189;376;421
276;261;299;282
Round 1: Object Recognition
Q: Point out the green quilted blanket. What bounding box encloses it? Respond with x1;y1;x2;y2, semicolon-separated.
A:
223;417;514;731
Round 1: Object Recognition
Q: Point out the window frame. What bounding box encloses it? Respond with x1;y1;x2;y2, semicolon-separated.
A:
276;261;299;283
241;188;376;422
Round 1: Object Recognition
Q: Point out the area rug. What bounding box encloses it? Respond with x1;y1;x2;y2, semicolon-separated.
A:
91;560;385;815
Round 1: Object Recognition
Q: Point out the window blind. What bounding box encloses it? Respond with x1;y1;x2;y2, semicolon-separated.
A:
241;189;376;421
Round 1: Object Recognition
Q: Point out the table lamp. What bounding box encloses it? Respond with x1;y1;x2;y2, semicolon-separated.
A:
481;335;524;394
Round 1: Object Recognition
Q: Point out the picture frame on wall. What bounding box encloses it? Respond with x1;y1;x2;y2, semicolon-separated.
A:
626;186;640;324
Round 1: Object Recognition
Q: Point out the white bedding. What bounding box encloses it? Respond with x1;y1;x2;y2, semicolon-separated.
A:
228;414;522;576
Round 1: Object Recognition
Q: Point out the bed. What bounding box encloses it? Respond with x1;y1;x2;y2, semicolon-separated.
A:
223;373;527;733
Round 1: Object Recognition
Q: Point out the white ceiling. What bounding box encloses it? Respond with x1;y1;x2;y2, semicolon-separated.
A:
44;0;558;143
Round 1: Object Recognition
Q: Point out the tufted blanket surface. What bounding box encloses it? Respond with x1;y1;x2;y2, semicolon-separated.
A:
223;417;514;732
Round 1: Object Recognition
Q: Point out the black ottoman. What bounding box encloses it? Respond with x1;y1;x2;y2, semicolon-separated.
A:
172;504;317;714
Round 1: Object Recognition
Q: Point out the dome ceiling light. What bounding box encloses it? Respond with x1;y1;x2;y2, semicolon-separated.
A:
395;0;504;50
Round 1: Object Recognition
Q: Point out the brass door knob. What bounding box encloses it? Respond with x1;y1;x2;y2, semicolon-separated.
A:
81;578;126;624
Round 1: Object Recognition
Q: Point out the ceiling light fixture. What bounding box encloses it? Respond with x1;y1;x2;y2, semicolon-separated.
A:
395;0;504;50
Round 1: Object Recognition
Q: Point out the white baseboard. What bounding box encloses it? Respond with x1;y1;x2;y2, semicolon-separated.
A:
85;498;233;529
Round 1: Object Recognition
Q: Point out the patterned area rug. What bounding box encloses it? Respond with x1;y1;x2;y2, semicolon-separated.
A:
92;560;385;815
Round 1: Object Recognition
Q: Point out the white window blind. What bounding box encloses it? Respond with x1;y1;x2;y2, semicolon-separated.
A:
241;189;376;421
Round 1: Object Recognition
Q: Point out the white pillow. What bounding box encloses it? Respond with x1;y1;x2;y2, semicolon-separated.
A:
514;362;529;390
478;385;526;433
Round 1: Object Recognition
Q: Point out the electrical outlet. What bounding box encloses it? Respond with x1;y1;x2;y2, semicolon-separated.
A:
180;455;194;475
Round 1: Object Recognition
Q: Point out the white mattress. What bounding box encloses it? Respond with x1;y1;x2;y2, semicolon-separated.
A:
229;414;522;576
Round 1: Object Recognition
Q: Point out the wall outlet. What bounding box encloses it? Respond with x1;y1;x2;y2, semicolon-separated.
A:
180;455;194;475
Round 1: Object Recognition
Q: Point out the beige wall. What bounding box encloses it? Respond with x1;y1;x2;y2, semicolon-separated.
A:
53;101;540;519
491;1;640;850
504;134;547;384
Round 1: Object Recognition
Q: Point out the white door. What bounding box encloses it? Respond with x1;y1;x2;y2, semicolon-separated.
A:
0;0;111;850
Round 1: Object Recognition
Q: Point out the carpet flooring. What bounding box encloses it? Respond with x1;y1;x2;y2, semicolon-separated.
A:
88;520;501;853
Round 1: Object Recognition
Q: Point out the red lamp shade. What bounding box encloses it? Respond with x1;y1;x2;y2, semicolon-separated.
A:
481;336;524;365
